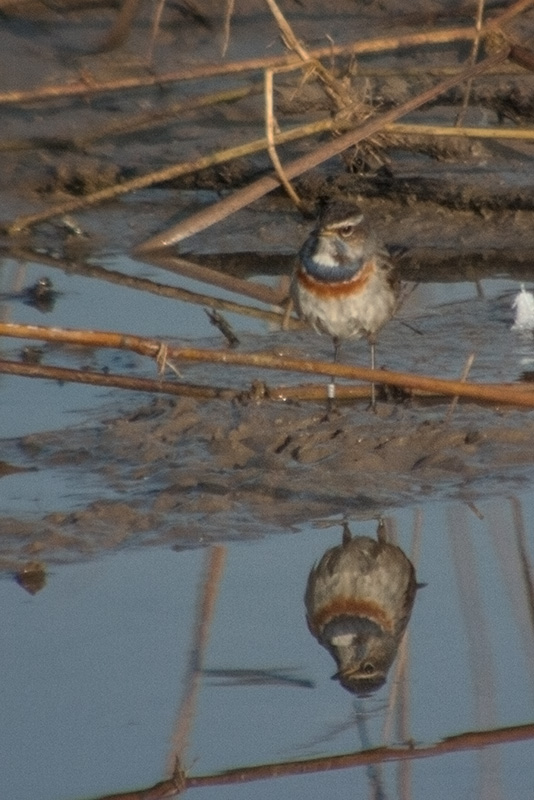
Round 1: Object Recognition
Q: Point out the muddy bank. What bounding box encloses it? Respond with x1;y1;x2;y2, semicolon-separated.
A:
2;391;534;569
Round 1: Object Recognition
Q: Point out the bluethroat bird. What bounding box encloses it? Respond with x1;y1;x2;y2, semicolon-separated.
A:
305;520;417;695
291;201;399;408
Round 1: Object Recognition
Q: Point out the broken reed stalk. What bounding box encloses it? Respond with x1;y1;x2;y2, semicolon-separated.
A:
0;357;371;402
94;757;186;800
445;351;476;422
146;0;166;64
264;69;302;207
137;47;511;250
7;2;532;233
4;104;531;242
385;122;534;140
265;0;357;112
0;85;263;154
0;359;237;400
455;0;487;125
90;0;141;55
359;63;524;77
91;718;534;798
168;546;227;768
2;322;534;408
222;0;235;57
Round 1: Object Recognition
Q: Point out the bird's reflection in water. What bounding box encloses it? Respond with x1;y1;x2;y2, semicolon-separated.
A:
305;519;417;695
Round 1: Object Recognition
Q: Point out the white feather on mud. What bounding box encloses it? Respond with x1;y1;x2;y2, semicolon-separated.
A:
512;285;534;331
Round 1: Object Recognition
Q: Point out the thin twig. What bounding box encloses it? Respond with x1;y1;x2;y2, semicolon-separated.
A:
445;352;476;422
222;0;235;56
455;0;486;125
147;0;167;64
264;69;302;207
168;546;227;765
385;122;534;139
204;309;240;347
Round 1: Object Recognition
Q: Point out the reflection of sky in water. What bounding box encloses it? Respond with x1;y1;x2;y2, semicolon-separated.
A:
1;496;534;800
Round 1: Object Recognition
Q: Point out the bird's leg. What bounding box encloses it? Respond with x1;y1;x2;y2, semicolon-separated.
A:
369;337;377;411
327;336;341;412
342;521;352;546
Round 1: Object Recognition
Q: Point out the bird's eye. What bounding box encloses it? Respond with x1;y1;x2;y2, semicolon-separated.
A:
362;662;375;675
338;225;355;238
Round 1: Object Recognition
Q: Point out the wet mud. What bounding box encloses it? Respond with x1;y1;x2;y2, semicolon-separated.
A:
2;390;534;567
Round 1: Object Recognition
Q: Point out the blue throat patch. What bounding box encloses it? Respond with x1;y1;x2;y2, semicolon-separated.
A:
299;237;364;284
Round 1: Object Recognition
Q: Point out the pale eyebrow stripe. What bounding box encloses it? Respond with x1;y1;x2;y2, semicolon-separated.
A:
328;214;364;230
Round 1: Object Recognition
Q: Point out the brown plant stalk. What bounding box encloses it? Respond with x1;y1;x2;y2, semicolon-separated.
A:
2;322;534;407
186;721;534;789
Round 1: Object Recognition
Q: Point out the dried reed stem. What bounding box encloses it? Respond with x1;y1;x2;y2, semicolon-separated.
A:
146;0;166;63
3;322;534;407
168;546;227;765
187;721;534;788
386;122;534;139
265;0;354;110
445;351;476;421
0;0;529;106
264;69;302;207
0;358;236;399
222;0;235;56
455;0;487;125
139;252;287;306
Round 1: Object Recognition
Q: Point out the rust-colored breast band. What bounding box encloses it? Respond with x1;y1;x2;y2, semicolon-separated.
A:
309;596;394;635
298;260;375;298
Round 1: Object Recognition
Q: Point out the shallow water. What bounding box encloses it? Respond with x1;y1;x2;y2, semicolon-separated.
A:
2;498;534;800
